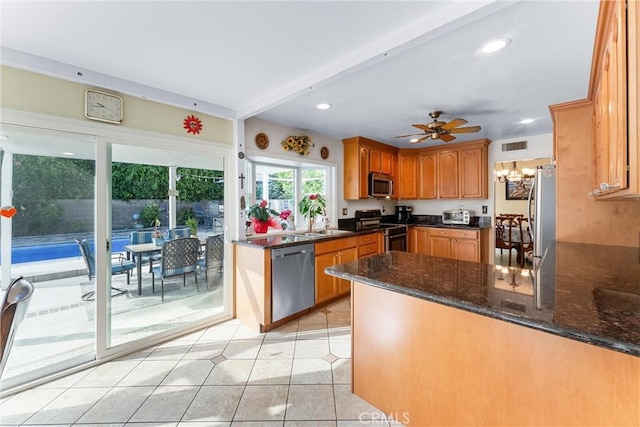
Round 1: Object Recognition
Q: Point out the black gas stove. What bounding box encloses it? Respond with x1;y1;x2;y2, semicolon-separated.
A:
355;210;407;250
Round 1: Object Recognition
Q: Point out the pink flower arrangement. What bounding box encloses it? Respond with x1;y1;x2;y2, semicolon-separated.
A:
279;209;292;220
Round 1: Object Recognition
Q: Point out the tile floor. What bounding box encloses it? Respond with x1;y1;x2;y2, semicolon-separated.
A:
0;298;402;427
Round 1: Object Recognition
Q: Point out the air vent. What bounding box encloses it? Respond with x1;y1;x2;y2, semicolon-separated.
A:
502;140;527;152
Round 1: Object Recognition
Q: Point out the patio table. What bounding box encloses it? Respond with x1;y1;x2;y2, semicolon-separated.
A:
124;243;162;295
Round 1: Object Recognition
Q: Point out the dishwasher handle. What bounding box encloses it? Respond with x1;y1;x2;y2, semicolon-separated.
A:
273;250;309;259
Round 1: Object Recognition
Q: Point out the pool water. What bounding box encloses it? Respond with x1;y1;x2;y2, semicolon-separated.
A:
10;238;130;264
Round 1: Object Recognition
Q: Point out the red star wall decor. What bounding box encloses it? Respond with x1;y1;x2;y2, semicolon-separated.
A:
183;115;203;135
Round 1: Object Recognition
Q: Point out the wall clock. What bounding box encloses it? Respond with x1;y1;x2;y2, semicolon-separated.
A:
84;89;123;124
320;146;330;159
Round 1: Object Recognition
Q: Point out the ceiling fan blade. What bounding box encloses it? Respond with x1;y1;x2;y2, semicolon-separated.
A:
441;118;467;130
439;133;456;142
412;124;434;132
395;133;426;138
449;125;482;133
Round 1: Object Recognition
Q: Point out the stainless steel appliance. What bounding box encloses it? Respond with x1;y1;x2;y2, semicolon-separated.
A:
442;208;471;225
527;165;556;309
271;243;315;322
355;209;407;252
368;172;394;198
395;205;412;224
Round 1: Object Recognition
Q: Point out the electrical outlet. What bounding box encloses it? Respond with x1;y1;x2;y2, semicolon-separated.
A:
342;208;348;215
482;205;488;214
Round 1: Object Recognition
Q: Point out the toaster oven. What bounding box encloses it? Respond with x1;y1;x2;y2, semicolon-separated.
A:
442;209;471;225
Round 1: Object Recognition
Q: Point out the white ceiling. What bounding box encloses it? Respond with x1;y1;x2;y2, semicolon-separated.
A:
0;1;600;148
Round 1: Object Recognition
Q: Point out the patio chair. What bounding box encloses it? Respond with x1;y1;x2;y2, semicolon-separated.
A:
168;227;190;239
0;276;34;378
76;239;134;301
198;234;224;283
151;237;200;301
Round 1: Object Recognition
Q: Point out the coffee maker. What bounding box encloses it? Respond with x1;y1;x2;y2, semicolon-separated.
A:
395;206;412;224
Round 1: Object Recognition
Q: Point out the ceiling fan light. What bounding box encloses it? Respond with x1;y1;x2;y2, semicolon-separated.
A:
410;138;419;143
481;38;511;53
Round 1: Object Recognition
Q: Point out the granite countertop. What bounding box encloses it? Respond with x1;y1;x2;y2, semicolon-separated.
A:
233;228;379;249
325;242;640;357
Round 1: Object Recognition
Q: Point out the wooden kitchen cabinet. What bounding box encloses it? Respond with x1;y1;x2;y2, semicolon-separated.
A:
409;226;429;255
418;153;437;199
315;236;358;302
396;139;490;200
427;227;488;263
437;150;459;198
358;232;380;258
397;152;418;199
343;136;399;200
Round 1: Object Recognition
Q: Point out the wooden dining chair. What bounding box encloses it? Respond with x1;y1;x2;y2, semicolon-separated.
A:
495;216;521;266
517;217;534;267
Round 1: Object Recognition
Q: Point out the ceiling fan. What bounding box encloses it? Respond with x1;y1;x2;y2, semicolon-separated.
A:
396;111;481;143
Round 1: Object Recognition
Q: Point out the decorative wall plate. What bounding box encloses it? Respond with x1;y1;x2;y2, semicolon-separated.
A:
255;132;269;149
320;146;330;159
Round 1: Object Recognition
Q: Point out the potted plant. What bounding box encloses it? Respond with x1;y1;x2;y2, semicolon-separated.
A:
185;217;198;237
247;200;280;233
151;218;163;246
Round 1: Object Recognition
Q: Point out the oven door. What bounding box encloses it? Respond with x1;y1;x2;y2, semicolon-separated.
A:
386;232;407;252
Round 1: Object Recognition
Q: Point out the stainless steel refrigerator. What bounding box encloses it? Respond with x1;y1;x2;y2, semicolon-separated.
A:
527;165;556;309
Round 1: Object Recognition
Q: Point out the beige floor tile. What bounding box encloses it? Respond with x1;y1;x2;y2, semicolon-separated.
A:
296;324;328;340
23;387;111;424
161;359;215;386
181;385;244;422
174;329;206;342
183;340;228;360
76;386;155;423
294;339;330;359
0;387;66;425
285;384;336;421
204;359;255;385
126;423;177;427
331;358;351;384
231;422;283;427
146;340;194;360
334;385;386;420
337;420;390;426
35;368;93;389
117;360;179;386
327;325;351;340
233;385;289;421
326;299;351;312
290;358;333;384
248;359;293;385
179;422;229;427
264;323;298;340
233;324;266;340
286;421;336;427
74;360;139;387
130;385;200;422
223;340;263;360
326;311;351;325
297;311;327;326
329;338;351;359
257;340;296;359
200;324;239;341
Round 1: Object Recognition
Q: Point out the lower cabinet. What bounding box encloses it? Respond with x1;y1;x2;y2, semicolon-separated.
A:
358;233;380;258
315;236;358;303
428;228;481;262
409;226;430;255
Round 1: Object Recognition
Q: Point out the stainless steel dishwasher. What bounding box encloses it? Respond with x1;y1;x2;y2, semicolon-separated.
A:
271;243;315;322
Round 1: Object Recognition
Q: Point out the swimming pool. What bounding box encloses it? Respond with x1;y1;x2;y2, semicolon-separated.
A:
10;238;130;264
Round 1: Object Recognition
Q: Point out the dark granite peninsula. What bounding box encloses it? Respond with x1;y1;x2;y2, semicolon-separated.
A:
326;243;639;426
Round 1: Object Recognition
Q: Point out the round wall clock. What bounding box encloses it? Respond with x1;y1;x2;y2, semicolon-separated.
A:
255;132;269;149
320;146;330;159
84;89;123;124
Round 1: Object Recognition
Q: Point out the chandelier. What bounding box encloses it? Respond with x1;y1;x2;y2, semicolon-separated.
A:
495;161;534;183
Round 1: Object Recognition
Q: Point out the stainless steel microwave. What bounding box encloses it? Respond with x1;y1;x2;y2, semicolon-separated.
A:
368;172;394;198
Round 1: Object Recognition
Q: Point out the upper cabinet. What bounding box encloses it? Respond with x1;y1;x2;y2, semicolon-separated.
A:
343;136;398;200
590;0;639;198
397;139;490;200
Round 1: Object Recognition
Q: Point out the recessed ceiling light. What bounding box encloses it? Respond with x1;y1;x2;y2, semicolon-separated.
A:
62;152;75;156
481;38;511;53
316;103;331;110
519;118;535;124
